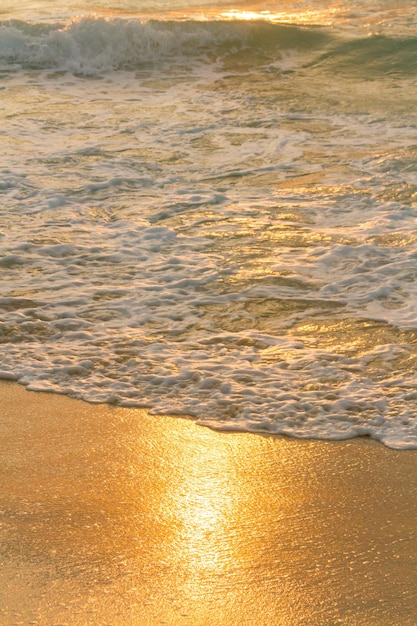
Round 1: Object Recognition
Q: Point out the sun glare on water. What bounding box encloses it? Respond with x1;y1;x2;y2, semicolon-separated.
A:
219;8;337;25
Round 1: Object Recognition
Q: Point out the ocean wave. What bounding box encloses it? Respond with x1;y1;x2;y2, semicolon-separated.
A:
0;18;227;72
311;33;417;77
1;16;416;76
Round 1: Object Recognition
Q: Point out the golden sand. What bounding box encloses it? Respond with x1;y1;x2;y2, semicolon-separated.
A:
1;381;416;625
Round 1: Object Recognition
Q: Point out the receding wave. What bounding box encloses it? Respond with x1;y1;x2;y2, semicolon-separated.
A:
3;16;416;76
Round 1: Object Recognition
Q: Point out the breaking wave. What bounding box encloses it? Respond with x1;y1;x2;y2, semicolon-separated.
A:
1;17;416;75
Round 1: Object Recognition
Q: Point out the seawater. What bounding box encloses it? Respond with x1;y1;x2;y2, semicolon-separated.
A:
1;0;417;448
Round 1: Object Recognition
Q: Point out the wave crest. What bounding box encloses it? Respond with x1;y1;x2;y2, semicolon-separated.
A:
0;17;416;76
0;17;250;72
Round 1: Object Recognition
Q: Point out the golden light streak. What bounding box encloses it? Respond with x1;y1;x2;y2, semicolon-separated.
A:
219;8;337;25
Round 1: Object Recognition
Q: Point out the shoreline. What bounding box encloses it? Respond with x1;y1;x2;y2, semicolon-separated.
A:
1;380;417;625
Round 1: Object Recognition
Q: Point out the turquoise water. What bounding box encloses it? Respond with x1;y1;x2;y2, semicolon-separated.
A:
1;1;417;447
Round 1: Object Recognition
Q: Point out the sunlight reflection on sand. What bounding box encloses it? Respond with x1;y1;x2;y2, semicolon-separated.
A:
1;381;417;624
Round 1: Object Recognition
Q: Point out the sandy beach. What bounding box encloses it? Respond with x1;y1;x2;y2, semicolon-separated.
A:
1;380;416;625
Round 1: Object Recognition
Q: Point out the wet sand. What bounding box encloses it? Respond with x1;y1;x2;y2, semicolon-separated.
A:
1;380;417;625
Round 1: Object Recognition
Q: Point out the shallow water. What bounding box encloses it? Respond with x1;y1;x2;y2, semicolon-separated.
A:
1;0;417;447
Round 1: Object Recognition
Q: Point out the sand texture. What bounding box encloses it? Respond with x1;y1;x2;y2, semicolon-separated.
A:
1;381;417;625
